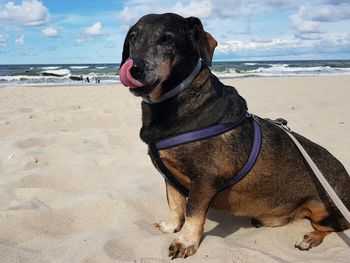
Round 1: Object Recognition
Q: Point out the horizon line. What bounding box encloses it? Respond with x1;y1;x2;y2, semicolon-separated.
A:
1;58;350;66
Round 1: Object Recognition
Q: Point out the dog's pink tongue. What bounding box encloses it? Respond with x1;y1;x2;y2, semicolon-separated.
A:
119;59;144;88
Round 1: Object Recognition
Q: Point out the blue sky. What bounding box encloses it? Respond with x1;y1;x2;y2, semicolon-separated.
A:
0;0;350;64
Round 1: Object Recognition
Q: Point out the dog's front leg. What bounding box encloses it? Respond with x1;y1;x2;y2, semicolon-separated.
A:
168;178;217;259
155;181;186;233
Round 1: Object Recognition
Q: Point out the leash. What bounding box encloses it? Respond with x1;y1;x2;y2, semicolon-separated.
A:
272;119;350;224
142;59;202;104
148;114;262;197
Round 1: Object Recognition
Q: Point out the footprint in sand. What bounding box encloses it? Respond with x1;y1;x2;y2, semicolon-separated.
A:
18;108;33;113
0;196;118;246
16;138;54;149
103;238;135;260
7;200;41;210
7;153;47;170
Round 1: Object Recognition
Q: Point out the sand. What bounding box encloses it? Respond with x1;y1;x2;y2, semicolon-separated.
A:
0;76;349;263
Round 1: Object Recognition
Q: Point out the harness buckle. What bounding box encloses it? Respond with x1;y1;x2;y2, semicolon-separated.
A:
246;112;260;125
265;117;292;132
275;118;292;133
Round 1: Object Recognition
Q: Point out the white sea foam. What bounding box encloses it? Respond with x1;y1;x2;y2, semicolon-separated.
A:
70;66;90;69
41;69;71;76
41;66;61;70
214;64;350;78
95;66;108;69
0;75;44;81
250;65;337;76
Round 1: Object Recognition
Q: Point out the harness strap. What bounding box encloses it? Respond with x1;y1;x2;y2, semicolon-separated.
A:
221;116;262;190
148;115;262;197
155;112;248;150
148;143;189;197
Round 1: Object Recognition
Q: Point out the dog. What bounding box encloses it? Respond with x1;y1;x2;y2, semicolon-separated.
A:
119;13;350;259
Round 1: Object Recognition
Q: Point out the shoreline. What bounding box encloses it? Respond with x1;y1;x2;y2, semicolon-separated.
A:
1;74;350;89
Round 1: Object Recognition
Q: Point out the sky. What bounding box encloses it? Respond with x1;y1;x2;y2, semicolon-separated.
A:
0;0;350;64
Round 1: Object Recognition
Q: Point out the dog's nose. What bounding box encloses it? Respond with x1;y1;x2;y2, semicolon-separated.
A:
130;58;145;80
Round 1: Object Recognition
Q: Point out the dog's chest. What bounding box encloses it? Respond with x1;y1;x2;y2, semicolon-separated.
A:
159;149;191;189
157;132;242;186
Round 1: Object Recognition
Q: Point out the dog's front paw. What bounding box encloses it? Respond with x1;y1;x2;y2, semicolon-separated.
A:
295;234;314;250
295;231;325;251
168;238;199;259
154;221;181;234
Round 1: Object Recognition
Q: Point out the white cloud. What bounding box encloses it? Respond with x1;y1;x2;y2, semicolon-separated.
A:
76;22;104;44
116;0;348;60
262;0;297;9
290;6;322;34
119;5;152;25
211;0;297;17
85;22;103;36
15;35;25;46
172;1;213;19
322;32;350;45
310;4;350;22
297;33;323;40
118;0;298;25
288;2;350;36
0;0;50;26
217;37;303;54
216;32;350;60
42;27;58;38
320;0;350;5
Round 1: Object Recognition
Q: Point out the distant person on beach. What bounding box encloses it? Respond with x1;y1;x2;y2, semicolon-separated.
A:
86;77;90;83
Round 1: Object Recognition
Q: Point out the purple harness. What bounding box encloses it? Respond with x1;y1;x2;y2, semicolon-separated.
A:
148;113;262;197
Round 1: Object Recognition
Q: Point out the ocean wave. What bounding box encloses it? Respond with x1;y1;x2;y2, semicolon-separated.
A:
11;70;41;76
0;74;120;85
0;75;73;84
251;65;329;73
214;64;350;78
41;69;71;76
0;75;46;81
70;66;90;69
41;66;61;70
2;61;350;85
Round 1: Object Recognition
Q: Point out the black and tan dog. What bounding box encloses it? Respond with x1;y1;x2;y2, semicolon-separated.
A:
119;13;350;259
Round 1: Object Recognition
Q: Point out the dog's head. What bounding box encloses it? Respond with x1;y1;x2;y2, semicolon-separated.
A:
119;13;217;99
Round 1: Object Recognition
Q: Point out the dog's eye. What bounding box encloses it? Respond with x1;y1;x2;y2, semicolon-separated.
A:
159;34;175;45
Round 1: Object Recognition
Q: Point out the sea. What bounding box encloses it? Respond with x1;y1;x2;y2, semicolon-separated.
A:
1;60;350;86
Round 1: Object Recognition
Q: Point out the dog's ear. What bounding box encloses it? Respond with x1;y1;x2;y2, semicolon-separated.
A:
120;26;134;67
187;17;217;66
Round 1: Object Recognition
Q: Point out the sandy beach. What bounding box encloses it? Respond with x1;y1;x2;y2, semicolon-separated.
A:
0;76;349;262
